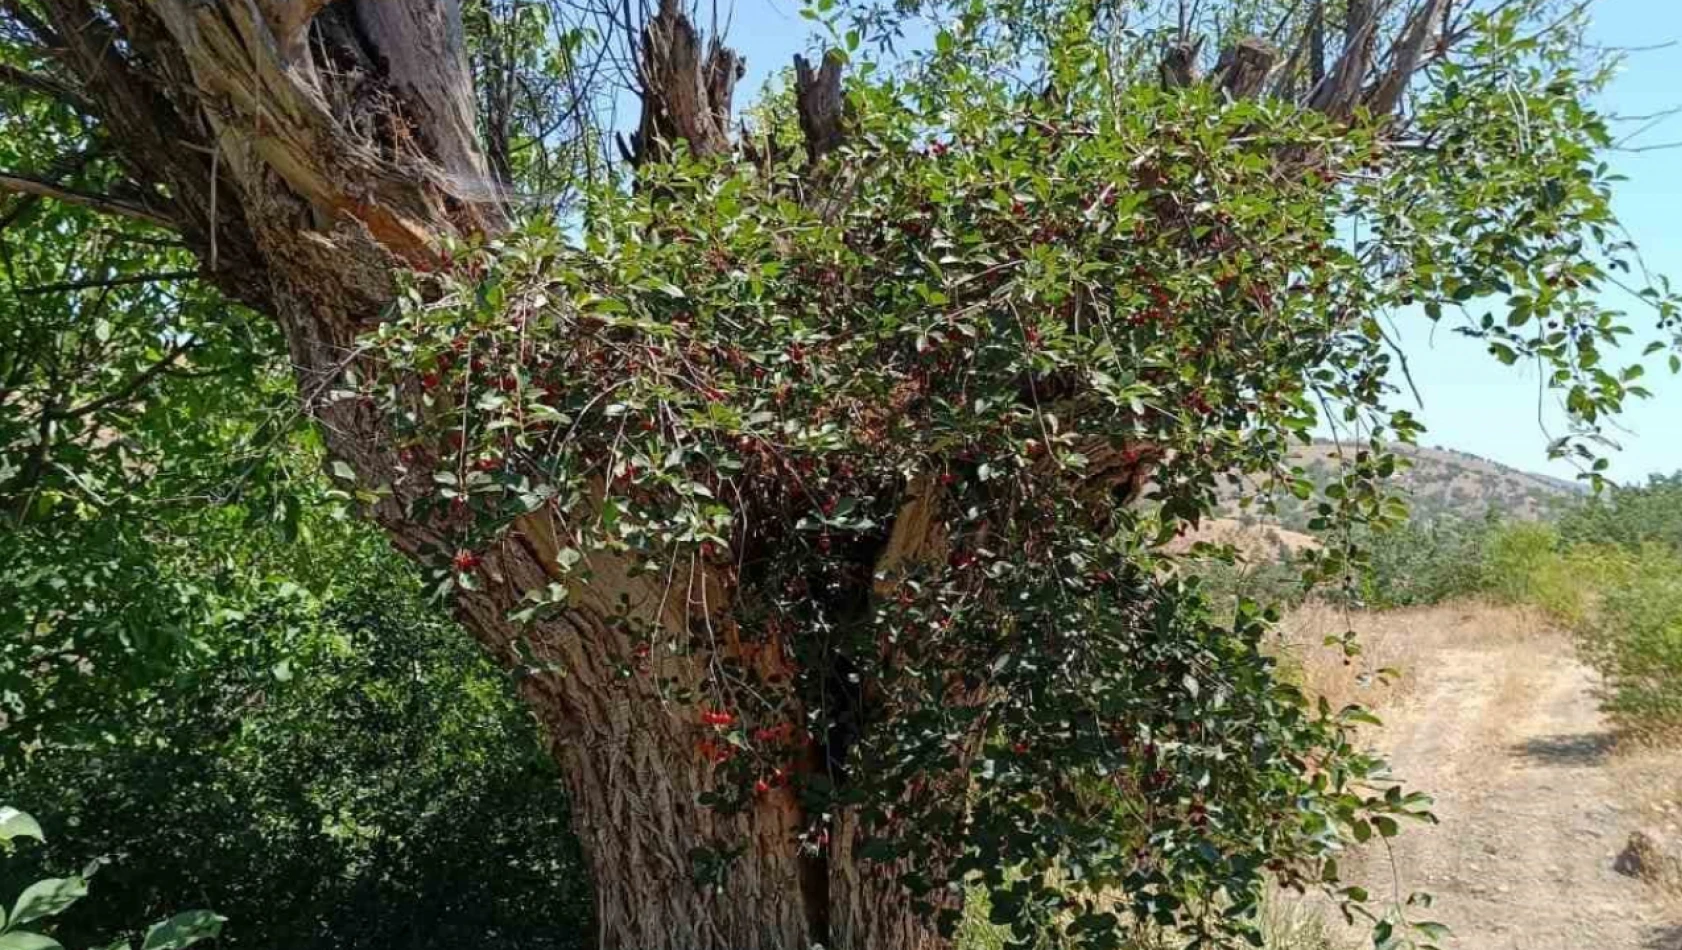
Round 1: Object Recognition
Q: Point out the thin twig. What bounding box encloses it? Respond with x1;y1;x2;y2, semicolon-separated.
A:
46;340;197;421
0;62;94;112
0;173;174;228
16;269;198;295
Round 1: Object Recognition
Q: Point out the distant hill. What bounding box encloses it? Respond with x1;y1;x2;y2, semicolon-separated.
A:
1218;441;1583;531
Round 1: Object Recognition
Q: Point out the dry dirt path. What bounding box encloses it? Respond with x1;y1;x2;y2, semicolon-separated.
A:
1325;605;1681;950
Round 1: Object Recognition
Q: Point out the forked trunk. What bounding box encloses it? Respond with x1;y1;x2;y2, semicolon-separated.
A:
14;0;1450;944
14;0;947;943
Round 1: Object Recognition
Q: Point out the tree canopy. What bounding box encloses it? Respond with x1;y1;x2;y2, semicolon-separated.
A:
2;0;1679;948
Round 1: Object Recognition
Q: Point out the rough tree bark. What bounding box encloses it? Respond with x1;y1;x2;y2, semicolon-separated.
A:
1;0;1456;945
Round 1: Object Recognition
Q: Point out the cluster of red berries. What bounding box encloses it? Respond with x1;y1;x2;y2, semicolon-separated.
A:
752;767;791;797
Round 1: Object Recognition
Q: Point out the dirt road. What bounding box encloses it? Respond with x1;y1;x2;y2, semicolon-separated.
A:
1303;604;1681;949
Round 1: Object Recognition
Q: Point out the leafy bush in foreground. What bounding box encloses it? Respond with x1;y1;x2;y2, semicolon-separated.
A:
1;514;590;950
1;804;222;950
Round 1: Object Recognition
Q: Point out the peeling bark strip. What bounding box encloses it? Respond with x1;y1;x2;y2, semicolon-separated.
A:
5;0;1462;945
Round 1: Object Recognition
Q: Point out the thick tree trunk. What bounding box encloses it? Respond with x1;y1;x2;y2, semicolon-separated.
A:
12;2;944;944
8;0;1447;944
444;515;822;949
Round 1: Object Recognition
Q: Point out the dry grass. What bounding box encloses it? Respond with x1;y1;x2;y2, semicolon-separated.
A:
1272;599;1544;715
1166;517;1322;559
1258;891;1351;950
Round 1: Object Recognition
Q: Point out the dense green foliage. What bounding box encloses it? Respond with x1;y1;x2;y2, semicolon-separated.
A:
0;426;591;950
357;22;1502;940
1;512;589;950
4;0;1681;947
1;15;587;945
1500;478;1682;735
1559;472;1682;552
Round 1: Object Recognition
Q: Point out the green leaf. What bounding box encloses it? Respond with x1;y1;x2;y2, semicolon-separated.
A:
1414;921;1451;940
0;933;63;950
141;911;226;950
0;810;43;845
10;877;87;926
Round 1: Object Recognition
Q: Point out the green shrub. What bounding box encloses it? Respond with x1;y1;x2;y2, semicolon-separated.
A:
1559;473;1682;553
1480;521;1561;607
1355;517;1493;609
1195;557;1308;616
1576;546;1682;734
1468;504;1682;736
1;519;591;950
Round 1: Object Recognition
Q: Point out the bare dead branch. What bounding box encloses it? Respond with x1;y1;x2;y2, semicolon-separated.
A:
0;172;175;228
1366;0;1452;117
0;62;95;112
631;0;740;164
1214;38;1278;99
793;51;845;165
1160;38;1203;88
1309;0;1379;116
16;268;198;295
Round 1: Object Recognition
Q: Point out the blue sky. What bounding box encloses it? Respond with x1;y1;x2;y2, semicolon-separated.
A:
663;0;1682;482
1387;0;1682;484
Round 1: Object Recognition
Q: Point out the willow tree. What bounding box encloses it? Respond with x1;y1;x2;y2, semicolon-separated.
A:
2;0;1675;947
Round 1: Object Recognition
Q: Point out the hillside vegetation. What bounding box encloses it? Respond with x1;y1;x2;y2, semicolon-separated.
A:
1220;442;1584;531
1212;461;1682;738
